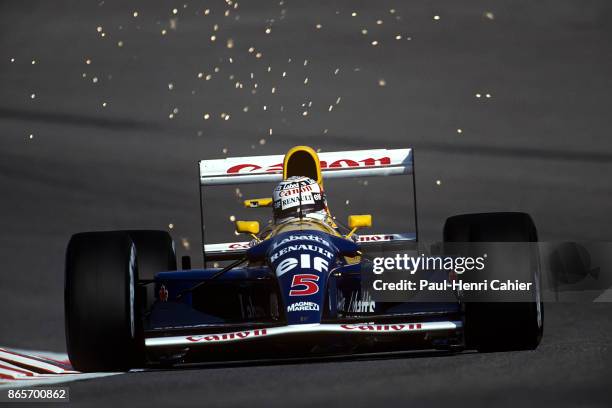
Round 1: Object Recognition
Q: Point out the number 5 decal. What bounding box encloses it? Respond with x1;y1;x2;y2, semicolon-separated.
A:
289;274;320;296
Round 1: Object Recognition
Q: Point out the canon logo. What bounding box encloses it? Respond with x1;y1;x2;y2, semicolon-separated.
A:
340;324;422;331
226;157;391;174
186;329;268;343
228;243;250;249
357;235;394;242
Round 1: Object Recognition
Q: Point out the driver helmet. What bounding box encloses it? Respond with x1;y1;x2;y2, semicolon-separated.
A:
272;176;327;223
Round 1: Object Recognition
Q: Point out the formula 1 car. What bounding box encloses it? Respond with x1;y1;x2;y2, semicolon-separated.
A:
64;146;543;372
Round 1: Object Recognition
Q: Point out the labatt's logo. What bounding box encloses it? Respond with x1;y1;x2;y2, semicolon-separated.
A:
226;157;392;174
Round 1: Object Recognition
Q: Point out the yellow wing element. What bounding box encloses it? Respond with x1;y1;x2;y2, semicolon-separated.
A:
243;198;273;208
283;145;323;187
346;214;372;238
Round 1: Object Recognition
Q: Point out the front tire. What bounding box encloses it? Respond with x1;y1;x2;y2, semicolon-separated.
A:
65;231;142;372
444;212;544;351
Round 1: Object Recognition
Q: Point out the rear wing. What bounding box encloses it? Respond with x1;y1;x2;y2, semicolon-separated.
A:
198;148;417;263
200;149;412;186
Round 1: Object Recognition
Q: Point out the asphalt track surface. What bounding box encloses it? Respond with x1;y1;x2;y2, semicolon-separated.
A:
1;0;612;406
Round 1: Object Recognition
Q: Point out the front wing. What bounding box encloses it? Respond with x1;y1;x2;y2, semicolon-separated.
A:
145;321;462;348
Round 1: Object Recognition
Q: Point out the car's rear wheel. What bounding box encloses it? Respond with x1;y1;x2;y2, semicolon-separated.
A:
444;212;543;351
65;231;142;372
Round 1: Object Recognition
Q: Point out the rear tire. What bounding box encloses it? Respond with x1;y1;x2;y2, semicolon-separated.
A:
65;231;142;372
444;212;544;351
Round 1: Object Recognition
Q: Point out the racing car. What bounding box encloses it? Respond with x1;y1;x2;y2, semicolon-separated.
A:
64;146;543;371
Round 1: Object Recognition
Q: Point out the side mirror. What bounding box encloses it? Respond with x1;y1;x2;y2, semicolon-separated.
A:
347;214;372;238
235;220;260;236
348;214;372;229
243;198;273;208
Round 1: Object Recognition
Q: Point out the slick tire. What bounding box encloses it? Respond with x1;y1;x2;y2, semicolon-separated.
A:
65;231;142;372
443;212;544;351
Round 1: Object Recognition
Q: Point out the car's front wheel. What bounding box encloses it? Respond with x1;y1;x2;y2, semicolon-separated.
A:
65;231;143;372
444;212;544;351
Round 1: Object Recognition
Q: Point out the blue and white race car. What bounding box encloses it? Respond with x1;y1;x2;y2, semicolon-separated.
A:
64;146;543;371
